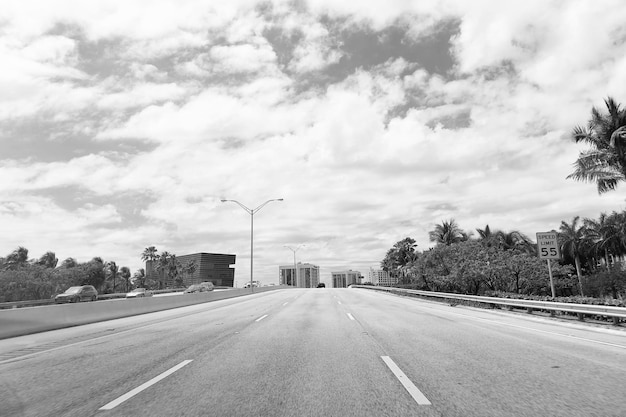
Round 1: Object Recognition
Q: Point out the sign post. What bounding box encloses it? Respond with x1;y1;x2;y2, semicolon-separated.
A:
536;231;561;297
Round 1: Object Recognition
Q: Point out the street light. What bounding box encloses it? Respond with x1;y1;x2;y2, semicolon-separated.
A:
284;244;305;287
221;198;283;291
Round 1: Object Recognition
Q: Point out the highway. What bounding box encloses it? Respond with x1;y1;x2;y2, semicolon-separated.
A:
1;288;625;417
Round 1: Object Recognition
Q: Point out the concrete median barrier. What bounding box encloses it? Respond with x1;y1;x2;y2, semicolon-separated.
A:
0;286;289;339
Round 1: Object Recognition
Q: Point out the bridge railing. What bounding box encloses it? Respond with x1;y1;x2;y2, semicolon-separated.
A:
354;285;626;324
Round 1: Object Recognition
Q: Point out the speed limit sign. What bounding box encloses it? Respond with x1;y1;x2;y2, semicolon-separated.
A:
536;232;561;259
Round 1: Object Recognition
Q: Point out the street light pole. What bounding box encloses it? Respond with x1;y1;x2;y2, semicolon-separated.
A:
221;198;283;291
284;244;305;287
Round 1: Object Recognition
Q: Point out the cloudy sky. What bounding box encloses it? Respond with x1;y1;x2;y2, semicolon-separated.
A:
2;0;626;286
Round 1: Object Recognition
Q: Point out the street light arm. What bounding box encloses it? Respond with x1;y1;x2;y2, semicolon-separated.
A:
221;199;252;214
253;198;284;213
284;244;305;253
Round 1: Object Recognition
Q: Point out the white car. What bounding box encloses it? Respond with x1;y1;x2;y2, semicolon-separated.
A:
125;288;153;298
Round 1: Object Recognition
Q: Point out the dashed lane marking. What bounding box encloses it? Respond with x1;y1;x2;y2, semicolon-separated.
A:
381;356;431;406
255;314;268;322
99;360;193;410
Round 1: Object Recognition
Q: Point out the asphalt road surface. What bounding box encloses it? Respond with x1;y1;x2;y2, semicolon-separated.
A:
1;288;625;417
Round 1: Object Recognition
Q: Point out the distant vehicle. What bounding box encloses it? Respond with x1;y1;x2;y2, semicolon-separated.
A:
125;288;153;298
317;283;326;288
243;280;260;288
54;285;98;303
184;282;215;293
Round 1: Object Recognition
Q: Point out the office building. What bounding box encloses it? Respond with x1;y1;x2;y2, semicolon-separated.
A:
331;270;362;288
146;252;236;288
279;262;320;288
368;268;397;286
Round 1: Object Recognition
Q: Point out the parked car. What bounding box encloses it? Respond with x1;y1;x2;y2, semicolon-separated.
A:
125;288;153;298
184;282;215;293
54;285;98;303
317;283;326;288
243;280;260;288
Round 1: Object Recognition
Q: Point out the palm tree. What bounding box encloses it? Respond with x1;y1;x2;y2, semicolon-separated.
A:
166;255;182;287
183;260;197;284
156;251;171;289
141;246;158;263
4;246;29;270
568;97;626;193
476;225;506;249
476;225;494;240
559;216;591;296
499;230;534;253
120;267;131;292
381;247;400;279
36;251;58;268
106;261;120;293
132;268;146;288
605;210;626;267
584;213;617;271
60;257;78;268
429;219;467;246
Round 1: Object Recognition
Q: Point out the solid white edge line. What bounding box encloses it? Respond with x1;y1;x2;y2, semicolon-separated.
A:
381;356;431;405
346;313;355;321
99;360;193;410
255;314;268;322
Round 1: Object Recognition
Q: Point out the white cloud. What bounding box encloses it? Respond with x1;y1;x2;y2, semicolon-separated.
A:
285;17;342;73
97;82;188;109
3;0;626;283
210;41;278;73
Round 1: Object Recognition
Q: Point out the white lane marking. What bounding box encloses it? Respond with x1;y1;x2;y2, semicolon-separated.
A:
381;356;431;406
282;302;288;306
99;360;193;410
338;301;342;305
346;313;355;321
432;308;626;350
373;290;626;350
255;314;268;322
470;315;626;350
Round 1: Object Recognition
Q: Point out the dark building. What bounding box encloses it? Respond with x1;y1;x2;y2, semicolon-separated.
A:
146;252;236;288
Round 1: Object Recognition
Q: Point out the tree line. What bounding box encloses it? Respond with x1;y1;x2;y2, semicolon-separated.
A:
0;247;141;302
380;214;626;299
0;246;198;302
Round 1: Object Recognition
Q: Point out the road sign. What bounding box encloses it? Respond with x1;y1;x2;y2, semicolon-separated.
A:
536;232;560;259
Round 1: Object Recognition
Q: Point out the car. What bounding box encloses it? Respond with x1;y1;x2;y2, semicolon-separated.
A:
54;285;98;303
317;283;326;288
184;281;215;293
243;280;260;288
125;288;153;298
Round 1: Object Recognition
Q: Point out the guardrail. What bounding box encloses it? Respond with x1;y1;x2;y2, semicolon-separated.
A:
354;286;626;324
0;289;188;310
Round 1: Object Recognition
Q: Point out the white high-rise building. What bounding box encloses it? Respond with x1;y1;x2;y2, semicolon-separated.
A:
331;270;362;288
368;268;397;286
279;262;320;288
